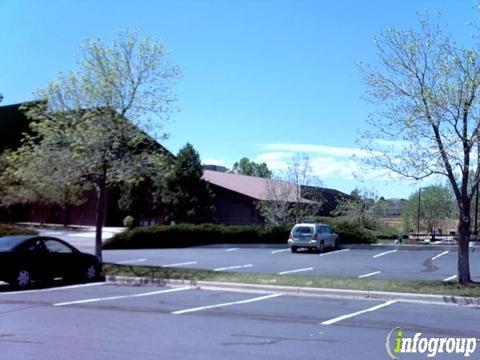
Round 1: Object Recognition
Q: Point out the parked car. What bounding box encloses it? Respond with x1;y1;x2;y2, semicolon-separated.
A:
288;223;338;253
0;235;101;288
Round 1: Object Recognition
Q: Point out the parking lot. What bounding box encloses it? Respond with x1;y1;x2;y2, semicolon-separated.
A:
102;245;480;282
1;282;479;360
40;228;480;282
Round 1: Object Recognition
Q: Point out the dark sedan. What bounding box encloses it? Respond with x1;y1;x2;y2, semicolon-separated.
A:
0;235;101;288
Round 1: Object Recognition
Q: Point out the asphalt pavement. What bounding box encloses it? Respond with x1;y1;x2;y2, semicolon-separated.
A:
39;228;480;282
1;282;479;360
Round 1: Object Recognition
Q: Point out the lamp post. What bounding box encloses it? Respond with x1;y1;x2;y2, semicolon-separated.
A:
475;181;479;240
0;93;3;103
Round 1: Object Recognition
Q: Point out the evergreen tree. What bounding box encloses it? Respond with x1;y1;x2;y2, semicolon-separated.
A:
162;143;215;223
231;157;272;178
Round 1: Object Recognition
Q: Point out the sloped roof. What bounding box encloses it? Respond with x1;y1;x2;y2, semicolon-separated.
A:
202;170;314;203
0;103;33;152
0;102;175;160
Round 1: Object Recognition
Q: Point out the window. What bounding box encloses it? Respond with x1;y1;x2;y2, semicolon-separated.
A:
22;239;45;253
44;239;73;253
293;226;313;235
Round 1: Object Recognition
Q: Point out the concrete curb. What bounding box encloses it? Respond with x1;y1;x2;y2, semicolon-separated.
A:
342;244;479;251
106;275;480;307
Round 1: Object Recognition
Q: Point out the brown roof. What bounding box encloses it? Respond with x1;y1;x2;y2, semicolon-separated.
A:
202;170;314;203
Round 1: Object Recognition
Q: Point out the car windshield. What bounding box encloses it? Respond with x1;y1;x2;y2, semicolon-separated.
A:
0;236;31;251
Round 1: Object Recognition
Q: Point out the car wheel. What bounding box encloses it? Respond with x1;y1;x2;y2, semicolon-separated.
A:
290;247;297;253
13;269;31;288
85;264;98;281
318;241;324;253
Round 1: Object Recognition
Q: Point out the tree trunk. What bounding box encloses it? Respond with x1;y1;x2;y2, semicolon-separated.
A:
457;208;472;284
63;205;70;227
94;176;107;261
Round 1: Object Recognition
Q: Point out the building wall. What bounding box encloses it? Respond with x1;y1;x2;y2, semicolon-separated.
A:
15;189;126;226
210;185;262;225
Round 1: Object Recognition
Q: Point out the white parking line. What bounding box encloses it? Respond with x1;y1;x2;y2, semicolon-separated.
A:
54;286;190;306
172;293;282;315
432;251;449;261
162;261;198;267
443;275;457;282
271;248;290;254
117;258;147;264
213;264;253;271
0;282;106;295
373;250;397;258
278;267;314;275
226;247;239;252
321;300;397;325
320;249;350;257
358;271;381;278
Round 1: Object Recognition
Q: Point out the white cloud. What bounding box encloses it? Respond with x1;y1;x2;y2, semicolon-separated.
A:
310;157;358;179
203;157;225;166
255;152;357;179
255;143;397;181
374;139;410;148
263;143;374;158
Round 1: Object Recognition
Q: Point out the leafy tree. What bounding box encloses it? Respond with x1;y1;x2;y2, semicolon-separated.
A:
10;30;180;260
161;143;215;223
257;154;323;226
231;157;272;178
332;188;383;228
1;143;89;225
359;16;480;283
401;185;455;238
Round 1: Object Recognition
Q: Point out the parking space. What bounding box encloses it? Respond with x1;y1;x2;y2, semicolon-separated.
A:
0;283;479;360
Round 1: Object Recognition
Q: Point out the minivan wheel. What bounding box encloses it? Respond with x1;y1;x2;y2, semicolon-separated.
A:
14;269;31;288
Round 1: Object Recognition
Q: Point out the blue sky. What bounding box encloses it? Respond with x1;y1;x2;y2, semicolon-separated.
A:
1;0;478;198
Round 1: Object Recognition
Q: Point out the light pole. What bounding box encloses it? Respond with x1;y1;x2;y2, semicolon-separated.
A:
0;92;3;103
475;181;479;239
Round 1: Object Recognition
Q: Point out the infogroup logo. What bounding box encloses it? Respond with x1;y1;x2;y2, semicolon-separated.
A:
385;327;479;359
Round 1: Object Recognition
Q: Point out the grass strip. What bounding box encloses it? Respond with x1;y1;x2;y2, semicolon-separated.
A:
104;263;480;298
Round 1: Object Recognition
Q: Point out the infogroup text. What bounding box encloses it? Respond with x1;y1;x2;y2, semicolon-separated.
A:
385;328;478;358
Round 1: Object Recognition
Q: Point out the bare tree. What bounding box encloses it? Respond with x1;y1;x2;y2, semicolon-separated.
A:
257;154;323;226
359;16;480;283
333;188;383;229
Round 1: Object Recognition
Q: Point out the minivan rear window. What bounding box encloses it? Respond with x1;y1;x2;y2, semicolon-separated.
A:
293;226;313;235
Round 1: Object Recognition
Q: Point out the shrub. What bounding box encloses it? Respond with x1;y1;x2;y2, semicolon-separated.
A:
103;223;269;249
329;221;376;244
370;224;400;240
103;220;377;249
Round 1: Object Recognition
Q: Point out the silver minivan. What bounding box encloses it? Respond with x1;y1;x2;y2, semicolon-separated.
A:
287;223;338;253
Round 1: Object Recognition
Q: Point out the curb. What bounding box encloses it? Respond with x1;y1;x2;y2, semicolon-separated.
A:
342;244;479;251
106;275;480;307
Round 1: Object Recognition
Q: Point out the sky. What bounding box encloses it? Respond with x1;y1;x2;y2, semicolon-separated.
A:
1;0;479;199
